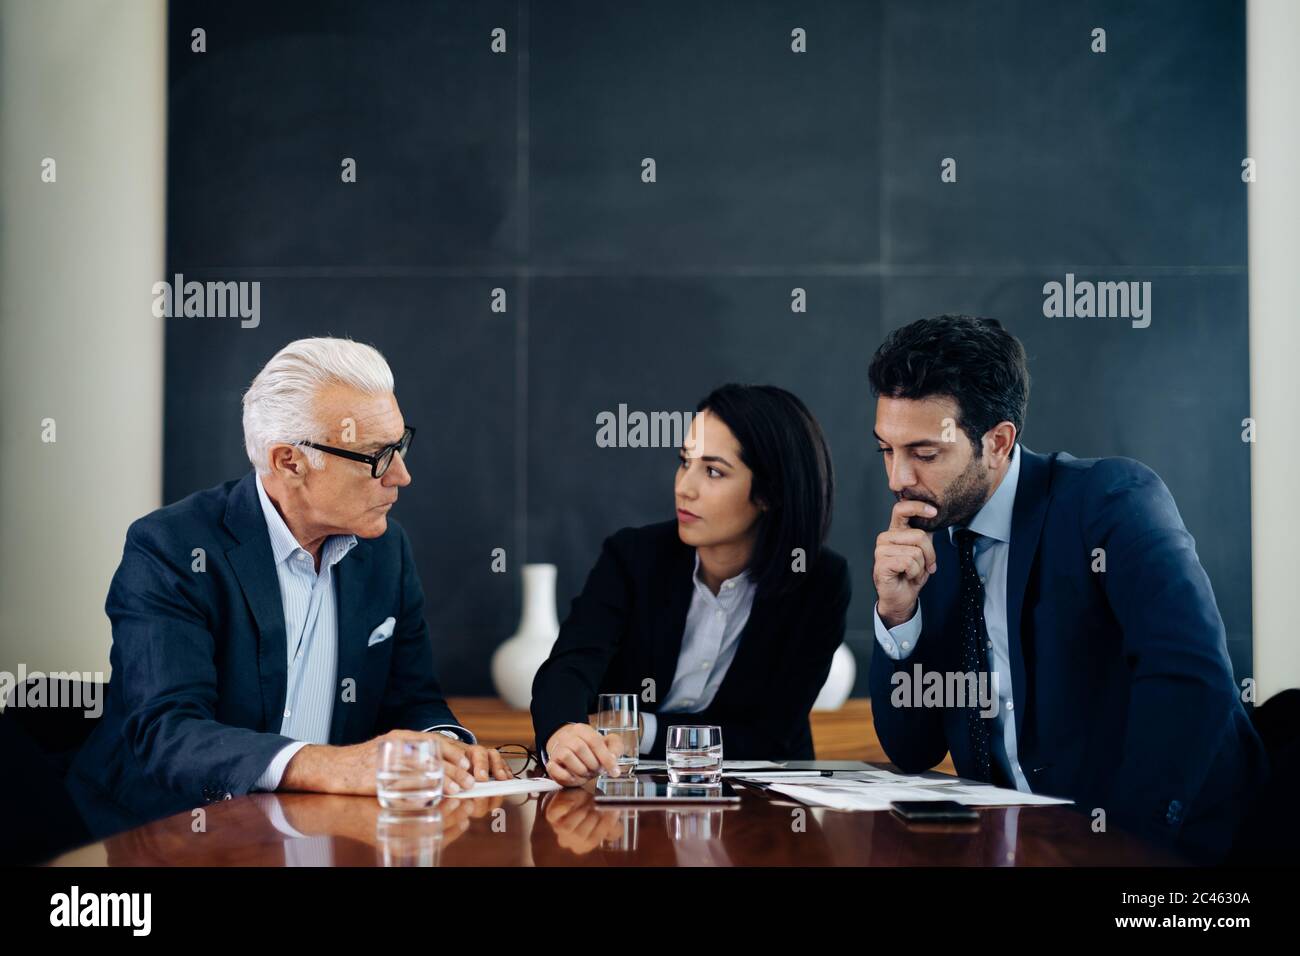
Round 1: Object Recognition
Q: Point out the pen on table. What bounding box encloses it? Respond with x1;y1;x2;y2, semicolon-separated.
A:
728;770;840;777
722;771;809;782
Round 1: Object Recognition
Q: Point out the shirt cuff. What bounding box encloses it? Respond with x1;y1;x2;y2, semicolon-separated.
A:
422;724;476;745
639;713;657;754
873;601;922;660
254;741;311;792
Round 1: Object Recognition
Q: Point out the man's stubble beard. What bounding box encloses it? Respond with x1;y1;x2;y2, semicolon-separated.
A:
900;453;992;532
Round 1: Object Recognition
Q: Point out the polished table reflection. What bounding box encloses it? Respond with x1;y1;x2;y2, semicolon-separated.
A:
48;762;1186;866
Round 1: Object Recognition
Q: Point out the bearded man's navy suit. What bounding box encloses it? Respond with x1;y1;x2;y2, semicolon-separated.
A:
871;446;1266;861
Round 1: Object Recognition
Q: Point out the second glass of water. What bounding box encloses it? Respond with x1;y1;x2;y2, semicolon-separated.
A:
595;693;639;776
666;725;723;784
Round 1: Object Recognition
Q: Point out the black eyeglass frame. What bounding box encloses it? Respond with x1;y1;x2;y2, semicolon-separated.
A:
298;426;415;478
496;744;543;778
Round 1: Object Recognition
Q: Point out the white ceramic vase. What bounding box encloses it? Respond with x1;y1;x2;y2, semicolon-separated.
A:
491;563;561;710
812;643;856;711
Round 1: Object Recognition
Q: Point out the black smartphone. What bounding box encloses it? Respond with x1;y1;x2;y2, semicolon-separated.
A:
890;800;979;822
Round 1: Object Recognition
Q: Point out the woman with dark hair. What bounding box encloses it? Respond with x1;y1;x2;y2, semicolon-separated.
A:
531;384;851;786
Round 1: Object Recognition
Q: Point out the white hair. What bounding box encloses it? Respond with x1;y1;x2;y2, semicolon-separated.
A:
242;337;395;474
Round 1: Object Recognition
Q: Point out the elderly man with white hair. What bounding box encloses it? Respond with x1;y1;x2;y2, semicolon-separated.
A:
68;337;509;837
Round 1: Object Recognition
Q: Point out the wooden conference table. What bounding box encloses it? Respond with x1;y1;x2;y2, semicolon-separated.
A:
46;699;1185;866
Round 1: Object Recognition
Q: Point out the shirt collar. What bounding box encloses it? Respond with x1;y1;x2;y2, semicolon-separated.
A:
254;472;357;569
947;442;1021;546
691;550;752;601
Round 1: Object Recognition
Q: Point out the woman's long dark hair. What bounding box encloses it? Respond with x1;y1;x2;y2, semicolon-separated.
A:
694;384;834;596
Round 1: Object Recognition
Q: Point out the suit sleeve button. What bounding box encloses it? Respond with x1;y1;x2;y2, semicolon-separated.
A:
1165;800;1183;825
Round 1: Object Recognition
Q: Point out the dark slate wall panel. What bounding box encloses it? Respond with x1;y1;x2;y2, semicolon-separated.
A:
164;0;1249;694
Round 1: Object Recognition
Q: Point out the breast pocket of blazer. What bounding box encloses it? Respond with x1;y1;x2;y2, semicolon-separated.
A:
366;616;397;654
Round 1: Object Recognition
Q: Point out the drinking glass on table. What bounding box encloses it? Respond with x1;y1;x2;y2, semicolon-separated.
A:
666;725;723;785
377;736;443;811
595;693;640;776
376;811;443;867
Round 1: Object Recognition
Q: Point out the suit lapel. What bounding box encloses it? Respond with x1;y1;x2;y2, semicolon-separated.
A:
921;529;961;671
329;544;370;744
650;541;695;707
920;531;967;770
223;473;288;732
708;589;778;710
1005;446;1053;744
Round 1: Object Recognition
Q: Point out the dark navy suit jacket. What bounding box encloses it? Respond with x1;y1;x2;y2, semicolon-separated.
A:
68;472;463;837
870;447;1267;862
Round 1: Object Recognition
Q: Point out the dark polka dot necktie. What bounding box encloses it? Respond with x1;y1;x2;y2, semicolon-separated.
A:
954;528;994;784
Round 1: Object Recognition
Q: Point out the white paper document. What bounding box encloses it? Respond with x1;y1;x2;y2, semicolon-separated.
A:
732;769;1073;812
443;777;561;799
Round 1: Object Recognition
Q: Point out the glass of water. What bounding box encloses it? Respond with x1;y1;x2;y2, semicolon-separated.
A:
595;693;639;776
377;737;443;811
666;725;723;784
376;811;443;867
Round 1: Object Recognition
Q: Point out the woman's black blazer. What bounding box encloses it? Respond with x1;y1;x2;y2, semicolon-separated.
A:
531;521;852;760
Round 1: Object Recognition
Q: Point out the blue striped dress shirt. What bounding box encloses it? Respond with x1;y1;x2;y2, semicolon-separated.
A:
252;475;471;791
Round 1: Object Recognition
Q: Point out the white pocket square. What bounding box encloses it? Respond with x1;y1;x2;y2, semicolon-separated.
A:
367;617;397;646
